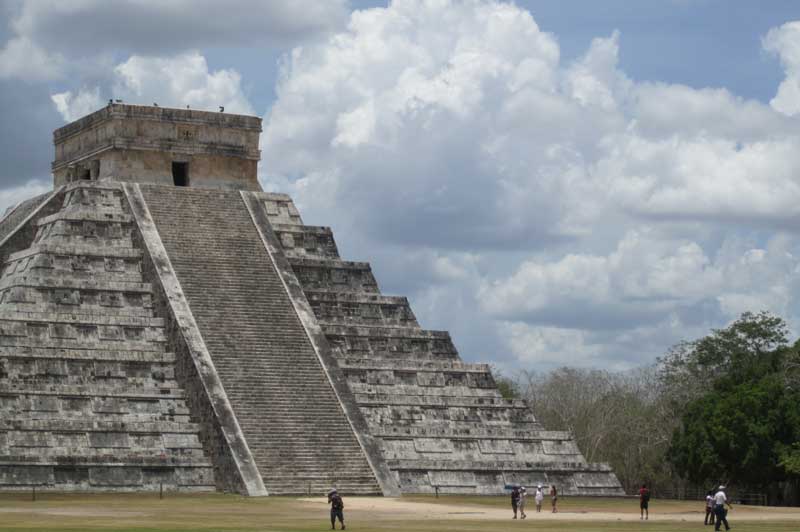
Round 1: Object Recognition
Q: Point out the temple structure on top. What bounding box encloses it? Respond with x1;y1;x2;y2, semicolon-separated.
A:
0;103;623;496
52;104;261;190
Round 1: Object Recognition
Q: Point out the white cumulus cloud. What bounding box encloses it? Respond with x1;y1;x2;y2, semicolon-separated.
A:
764;21;800;116
0;0;349;81
50;52;253;122
262;2;800;369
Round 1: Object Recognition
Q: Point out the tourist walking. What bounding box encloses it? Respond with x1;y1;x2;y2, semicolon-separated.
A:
638;483;650;520
518;486;527;519
713;485;732;531
510;485;521;518
705;490;716;526
550;484;558;513
328;488;345;530
535;484;544;512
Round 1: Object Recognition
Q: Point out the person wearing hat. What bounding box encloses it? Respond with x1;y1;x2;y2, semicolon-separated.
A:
713;485;732;531
535;485;544;513
518;486;528;519
328;488;345;530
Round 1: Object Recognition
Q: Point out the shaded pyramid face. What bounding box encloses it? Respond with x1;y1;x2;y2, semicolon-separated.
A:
0;184;214;490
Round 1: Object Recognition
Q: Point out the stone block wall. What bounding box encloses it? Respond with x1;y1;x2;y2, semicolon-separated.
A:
0;183;214;491
257;192;625;496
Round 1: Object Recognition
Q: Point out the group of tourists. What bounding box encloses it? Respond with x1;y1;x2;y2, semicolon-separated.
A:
327;482;734;529
509;484;558;519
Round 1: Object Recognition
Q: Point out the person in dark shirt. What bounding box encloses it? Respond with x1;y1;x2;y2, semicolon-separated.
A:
550;485;558;513
328;488;345;530
510;486;521;518
639;483;650;520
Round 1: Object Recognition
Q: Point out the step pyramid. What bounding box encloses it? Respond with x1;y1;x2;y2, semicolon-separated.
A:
0;103;623;496
0;184;214;491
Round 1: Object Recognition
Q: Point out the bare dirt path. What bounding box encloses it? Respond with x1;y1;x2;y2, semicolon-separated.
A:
298;496;800;522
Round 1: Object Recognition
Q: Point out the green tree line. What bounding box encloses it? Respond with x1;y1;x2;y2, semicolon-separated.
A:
502;311;800;504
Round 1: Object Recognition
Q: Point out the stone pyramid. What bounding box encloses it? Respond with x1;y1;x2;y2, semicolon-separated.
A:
0;103;623;496
0;185;214;490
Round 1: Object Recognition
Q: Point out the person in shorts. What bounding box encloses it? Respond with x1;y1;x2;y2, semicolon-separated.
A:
535;484;544;513
550;485;558;513
639;483;650;520
518;486;527;519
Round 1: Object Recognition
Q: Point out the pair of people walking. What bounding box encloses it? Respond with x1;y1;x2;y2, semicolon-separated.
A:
511;484;557;518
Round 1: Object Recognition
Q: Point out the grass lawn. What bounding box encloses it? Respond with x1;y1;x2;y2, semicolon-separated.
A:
0;492;797;532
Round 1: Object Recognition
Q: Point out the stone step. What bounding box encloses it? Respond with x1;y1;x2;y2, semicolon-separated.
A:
1;286;153;310
8;244;142;263
0;192;54;245
0;347;175;363
0;384;186;399
0;274;152;293
288;257;380;293
36;208;134;226
3;412;192;424
353;393;526;408
0;303;155;318
0;463;216;490
347;382;501;397
272;223;340;260
254;192;304;226
0;336;165;352
386;459;599;472
345;370;497;389
371;426;566;440
338;357;490;373
0;418;201;433
31;234;135;249
140;184;381;494
2;268;143;284
0;311;163;328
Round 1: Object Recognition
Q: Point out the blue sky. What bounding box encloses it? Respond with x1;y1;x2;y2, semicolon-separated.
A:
2;0;800;372
202;1;800;113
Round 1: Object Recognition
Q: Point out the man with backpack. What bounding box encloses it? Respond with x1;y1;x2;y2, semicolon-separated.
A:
328;488;345;530
639;483;651;520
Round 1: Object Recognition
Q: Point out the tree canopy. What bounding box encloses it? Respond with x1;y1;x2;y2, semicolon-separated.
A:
666;312;800;492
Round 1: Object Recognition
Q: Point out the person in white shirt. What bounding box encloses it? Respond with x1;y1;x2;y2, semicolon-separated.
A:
535;485;544;513
713;485;732;531
518;487;527;519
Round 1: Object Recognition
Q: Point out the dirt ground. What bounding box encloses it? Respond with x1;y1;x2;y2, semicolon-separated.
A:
299;495;800;522
1;493;799;531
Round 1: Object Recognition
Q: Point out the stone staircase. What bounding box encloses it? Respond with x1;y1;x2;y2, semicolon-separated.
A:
0;183;214;491
138;185;382;495
262;193;624;495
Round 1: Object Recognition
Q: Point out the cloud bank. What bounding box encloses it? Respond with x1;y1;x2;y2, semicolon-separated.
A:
0;0;349;81
261;0;800;370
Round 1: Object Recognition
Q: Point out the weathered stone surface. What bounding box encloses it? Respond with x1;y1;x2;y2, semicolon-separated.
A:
137;185;382;496
0;104;623;497
262;193;624;495
0;183;214;492
52;104;261;190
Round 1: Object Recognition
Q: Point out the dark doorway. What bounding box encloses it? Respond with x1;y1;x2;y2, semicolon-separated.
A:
172;162;189;186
